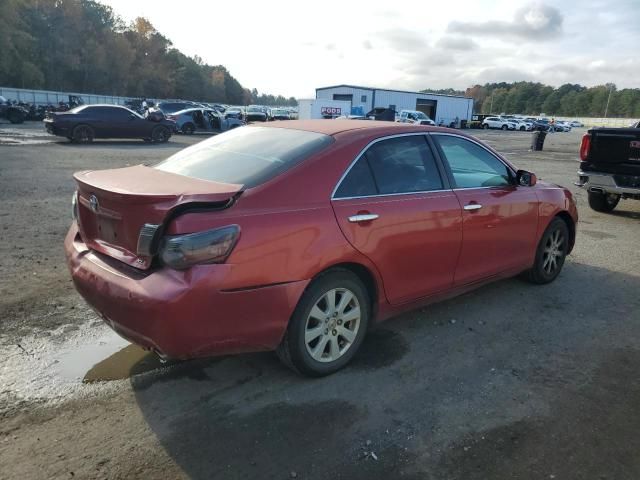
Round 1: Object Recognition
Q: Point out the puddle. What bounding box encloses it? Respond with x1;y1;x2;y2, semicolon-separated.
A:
0;320;168;407
83;344;166;383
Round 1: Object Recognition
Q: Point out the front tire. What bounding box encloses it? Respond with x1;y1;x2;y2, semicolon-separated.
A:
277;270;370;376
151;126;170;143
525;218;569;284
501;124;508;130
588;191;620;213
182;123;195;135
483;124;489;129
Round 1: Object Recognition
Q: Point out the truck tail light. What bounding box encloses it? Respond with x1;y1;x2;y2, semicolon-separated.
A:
579;133;591;161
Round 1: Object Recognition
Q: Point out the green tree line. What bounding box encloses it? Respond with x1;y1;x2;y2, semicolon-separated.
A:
424;83;640;118
0;0;296;106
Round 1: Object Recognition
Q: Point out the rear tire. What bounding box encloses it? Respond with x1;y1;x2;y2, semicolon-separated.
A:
483;124;489;129
277;269;370;377
72;124;94;143
525;217;569;284
588;191;620;213
501;124;508;130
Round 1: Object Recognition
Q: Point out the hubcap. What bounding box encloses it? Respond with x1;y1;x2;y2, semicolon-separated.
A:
542;229;565;275
304;288;361;363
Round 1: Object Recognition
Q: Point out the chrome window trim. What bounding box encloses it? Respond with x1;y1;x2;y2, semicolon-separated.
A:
330;132;446;200
429;131;517;187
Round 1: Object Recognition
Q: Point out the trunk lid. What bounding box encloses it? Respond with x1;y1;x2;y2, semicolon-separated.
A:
74;164;243;269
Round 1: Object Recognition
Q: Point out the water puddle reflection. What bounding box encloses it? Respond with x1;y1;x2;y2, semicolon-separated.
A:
54;329;166;383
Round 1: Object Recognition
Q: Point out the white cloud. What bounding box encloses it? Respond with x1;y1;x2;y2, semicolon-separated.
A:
100;0;639;96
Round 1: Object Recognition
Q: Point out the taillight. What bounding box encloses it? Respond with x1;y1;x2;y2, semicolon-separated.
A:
159;225;240;270
579;133;591;161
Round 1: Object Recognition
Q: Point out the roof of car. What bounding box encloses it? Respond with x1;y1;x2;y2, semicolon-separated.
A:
256;119;445;136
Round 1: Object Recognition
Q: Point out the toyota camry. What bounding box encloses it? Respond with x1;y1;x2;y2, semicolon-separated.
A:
65;120;578;376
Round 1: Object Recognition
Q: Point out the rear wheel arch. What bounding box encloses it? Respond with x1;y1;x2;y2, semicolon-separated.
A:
305;262;380;321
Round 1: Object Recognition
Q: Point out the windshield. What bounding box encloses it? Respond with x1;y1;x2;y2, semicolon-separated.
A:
0;96;6;103
155;126;333;188
247;107;262;112
409;111;428;120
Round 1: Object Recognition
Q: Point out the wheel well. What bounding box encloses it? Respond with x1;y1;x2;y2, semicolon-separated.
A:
555;211;576;254
313;263;379;319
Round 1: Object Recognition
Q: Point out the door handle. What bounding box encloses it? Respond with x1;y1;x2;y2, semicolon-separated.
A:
348;214;379;223
463;203;482;211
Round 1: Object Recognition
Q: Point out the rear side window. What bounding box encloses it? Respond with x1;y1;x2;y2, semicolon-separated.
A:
334;135;443;198
155;126;333;188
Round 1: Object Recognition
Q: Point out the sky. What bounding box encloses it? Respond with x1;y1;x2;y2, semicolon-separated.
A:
102;0;640;98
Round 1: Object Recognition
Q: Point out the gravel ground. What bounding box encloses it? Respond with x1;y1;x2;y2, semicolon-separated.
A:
1;123;639;479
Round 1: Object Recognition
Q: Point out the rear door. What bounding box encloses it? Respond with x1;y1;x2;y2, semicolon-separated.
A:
331;134;463;305
431;133;539;285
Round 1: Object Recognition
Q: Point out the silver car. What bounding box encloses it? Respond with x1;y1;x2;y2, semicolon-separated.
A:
167;108;244;134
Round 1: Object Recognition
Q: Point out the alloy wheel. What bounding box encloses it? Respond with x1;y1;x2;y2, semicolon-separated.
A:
542;228;565;275
304;288;361;363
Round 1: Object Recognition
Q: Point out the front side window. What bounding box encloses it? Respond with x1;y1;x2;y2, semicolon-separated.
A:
434;135;512;189
334;135;443;198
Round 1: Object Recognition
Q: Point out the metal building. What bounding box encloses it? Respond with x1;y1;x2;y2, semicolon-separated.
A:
315;84;473;125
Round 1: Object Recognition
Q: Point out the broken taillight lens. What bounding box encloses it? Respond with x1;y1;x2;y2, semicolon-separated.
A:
159;225;240;270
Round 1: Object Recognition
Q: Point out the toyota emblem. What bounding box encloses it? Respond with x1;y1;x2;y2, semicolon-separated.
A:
89;194;99;213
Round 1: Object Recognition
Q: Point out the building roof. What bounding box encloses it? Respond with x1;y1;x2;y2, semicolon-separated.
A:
316;84;471;100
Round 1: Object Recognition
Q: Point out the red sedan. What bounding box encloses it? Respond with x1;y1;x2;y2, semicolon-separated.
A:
65;120;578;376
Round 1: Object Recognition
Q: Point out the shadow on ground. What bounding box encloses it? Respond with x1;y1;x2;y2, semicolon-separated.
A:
127;263;640;479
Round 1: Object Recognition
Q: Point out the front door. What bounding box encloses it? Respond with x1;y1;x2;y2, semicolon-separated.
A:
331;134;462;305
431;133;539;285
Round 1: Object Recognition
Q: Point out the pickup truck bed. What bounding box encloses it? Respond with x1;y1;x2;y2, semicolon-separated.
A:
577;127;640;212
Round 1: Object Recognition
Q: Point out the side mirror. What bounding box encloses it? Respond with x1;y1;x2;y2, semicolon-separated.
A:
516;170;537;187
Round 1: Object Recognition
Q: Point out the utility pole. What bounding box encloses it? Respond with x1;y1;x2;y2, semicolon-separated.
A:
604;83;614;118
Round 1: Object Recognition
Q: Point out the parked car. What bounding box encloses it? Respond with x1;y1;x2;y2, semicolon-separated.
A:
44;104;175;143
482;116;517;130
167;108;244;134
576;126;640;212
0;96;28;124
152;101;198;115
569;120;584;128
511;119;533;131
65;120;577;376
268;108;291;121
225;106;245;120
398;110;435;126
554;121;571;132
245;105;268;122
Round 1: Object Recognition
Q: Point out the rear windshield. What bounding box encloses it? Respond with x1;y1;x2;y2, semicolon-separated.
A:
155;126;333;188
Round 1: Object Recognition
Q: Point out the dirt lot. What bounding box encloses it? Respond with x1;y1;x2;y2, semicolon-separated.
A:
1;123;639;479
